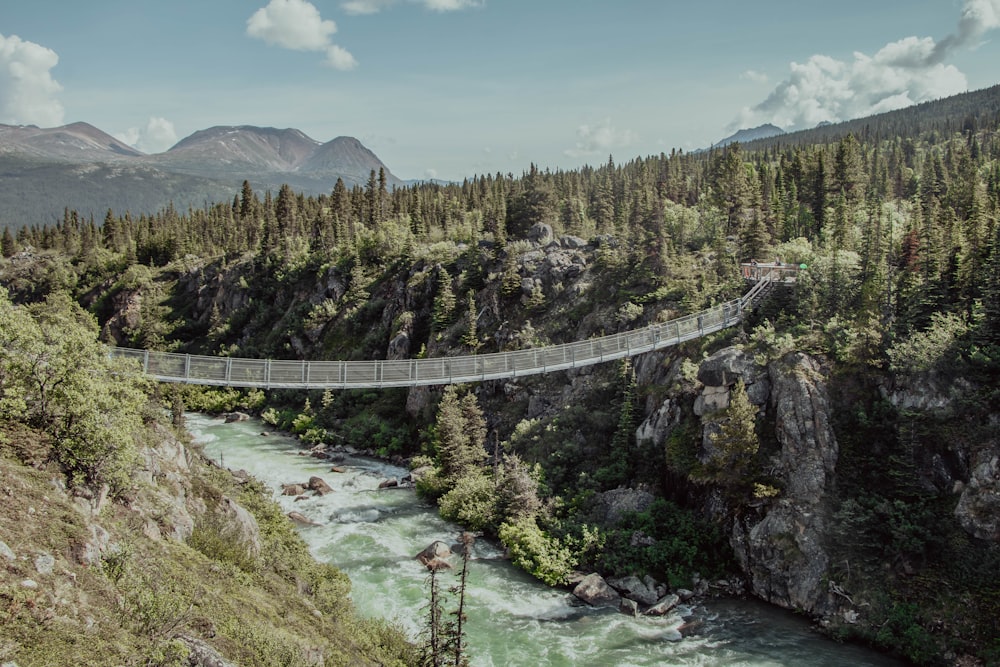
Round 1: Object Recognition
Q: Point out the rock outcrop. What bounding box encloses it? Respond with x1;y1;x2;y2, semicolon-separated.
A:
954;453;1000;541
731;352;838;616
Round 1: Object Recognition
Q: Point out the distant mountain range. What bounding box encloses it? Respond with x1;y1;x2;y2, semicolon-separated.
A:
0;122;401;228
711;123;786;148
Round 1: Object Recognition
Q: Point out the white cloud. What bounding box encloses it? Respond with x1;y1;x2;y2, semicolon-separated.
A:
422;0;483;10
247;0;337;51
564;118;637;158
0;33;64;126
740;69;769;84
731;0;998;132
115;117;178;154
341;0;481;13
325;45;358;70
341;0;395;14
248;0;358;70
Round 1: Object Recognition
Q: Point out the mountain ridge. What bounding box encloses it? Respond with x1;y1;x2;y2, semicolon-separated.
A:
0;123;402;227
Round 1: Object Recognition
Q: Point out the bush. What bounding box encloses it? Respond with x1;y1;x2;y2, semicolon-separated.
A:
439;472;499;531
498;517;576;586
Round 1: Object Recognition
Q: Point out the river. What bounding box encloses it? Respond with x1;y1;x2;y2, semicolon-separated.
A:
186;413;901;667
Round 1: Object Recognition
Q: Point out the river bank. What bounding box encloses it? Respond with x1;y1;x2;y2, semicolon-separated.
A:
188;412;903;666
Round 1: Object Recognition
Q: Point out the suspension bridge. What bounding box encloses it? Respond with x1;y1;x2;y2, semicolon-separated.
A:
109;265;797;390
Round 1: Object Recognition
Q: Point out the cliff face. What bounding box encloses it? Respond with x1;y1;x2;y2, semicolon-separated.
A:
638;342;1000;635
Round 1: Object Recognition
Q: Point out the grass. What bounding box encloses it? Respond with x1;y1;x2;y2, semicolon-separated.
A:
0;422;416;667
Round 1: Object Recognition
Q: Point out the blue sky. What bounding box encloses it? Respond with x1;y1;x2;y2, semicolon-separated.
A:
2;0;999;181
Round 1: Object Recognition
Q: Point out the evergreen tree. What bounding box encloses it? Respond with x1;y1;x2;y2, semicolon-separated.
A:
432;269;457;333
460;290;479;349
1;227;17;258
434;386;486;486
705;380;760;490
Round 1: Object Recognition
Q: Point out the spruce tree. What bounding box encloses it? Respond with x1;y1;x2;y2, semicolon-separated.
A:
1;227;17;258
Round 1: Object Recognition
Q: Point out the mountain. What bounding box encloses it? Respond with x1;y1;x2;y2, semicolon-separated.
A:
711;123;785;148
154;125;320;174
0;123;402;228
0;122;144;161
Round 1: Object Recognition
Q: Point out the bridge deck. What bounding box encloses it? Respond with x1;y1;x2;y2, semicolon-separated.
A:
110;268;788;389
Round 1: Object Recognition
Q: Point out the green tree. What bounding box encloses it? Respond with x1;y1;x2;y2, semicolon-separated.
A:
0;288;150;494
1;226;17;257
460;290;479;349
703;379;760;490
434;386;486;487
433;269;457;333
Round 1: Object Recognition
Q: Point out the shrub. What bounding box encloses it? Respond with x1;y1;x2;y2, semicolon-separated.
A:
439;472;499;531
498;517;576;586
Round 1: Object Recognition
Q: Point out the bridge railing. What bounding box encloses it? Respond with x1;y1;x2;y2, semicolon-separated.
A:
110;292;756;389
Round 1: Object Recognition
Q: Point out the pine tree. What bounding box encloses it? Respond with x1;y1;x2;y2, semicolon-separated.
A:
460;290;479;349
432;269;457;333
1;227;17;258
434;386;486;486
705;379;760;490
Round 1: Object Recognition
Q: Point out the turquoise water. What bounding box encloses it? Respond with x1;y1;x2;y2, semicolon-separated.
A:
187;413;901;667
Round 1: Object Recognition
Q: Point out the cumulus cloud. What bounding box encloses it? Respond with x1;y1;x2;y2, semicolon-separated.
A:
247;0;356;69
116;117;178;154
325;45;358;70
732;0;999;132
564;118;637;158
341;0;482;13
0;33;64;126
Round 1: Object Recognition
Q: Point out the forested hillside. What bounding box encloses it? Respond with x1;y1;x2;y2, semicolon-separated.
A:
2;86;1000;665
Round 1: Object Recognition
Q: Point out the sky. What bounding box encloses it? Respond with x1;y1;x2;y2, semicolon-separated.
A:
2;0;1000;181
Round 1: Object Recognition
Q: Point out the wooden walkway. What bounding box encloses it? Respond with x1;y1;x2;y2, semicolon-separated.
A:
110;265;796;389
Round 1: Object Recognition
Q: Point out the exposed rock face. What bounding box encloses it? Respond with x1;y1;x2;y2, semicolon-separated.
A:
589;488;655;526
882;372;971;412
954;454;1000;541
572;573;621;607
694;346;769;417
99;287;144;345
731;352;838;617
607;575;659;606
635;397;681;446
175;634;236;667
215;496;263;562
768;353;837;498
528;222;553;245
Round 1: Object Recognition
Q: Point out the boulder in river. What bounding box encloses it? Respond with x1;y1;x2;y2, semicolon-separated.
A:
608;575;659;606
378;478;399;489
645;593;680;616
416;541;452;566
308;476;334;496
572;573;621;608
288;511;321;526
282;483;305;496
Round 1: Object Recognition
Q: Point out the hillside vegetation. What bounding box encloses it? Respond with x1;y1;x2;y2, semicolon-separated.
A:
2;86;1000;665
0;287;414;666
